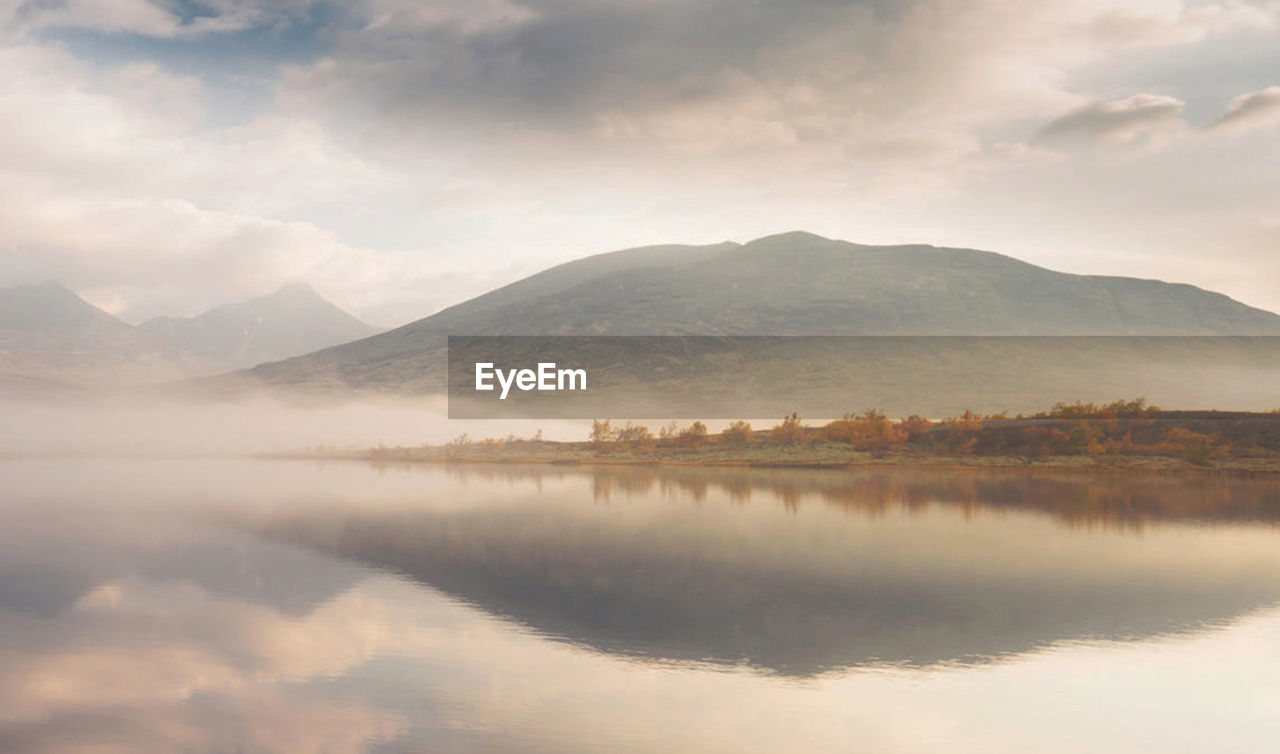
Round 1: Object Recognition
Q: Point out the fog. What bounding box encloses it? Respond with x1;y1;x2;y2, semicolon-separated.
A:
3;360;1277;458
0;392;782;456
0;395;584;456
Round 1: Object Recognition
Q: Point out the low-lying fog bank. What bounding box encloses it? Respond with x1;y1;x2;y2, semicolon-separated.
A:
0;393;777;457
0;394;591;457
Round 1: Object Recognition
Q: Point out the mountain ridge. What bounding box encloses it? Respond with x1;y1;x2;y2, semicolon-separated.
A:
0;281;380;387
224;231;1280;397
376;231;1280;337
0;281;140;335
0;281;182;388
138;282;380;373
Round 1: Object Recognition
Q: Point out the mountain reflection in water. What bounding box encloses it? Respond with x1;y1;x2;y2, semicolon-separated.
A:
253;464;1280;675
2;459;1280;754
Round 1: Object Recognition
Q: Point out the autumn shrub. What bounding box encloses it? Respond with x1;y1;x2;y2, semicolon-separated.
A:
721;420;756;445
938;410;983;455
897;415;934;443
590;419;617;449
617;423;656;452
1065;421;1105;455
1049;397;1159;419
770;413;807;444
1012;426;1069;458
1163;428;1229;465
822;410;904;452
677;421;709;447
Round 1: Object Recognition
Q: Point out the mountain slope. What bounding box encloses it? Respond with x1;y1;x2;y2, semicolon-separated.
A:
0;282;180;386
403;231;1280;336
139;283;379;373
0;281;140;336
225;231;1280;397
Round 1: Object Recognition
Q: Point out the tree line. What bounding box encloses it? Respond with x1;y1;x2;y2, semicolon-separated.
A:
589;399;1280;464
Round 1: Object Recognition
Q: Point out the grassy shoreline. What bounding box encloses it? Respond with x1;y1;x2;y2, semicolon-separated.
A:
263;404;1280;477
261;441;1280;477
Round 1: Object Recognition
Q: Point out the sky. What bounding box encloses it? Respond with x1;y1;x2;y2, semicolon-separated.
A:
0;0;1277;326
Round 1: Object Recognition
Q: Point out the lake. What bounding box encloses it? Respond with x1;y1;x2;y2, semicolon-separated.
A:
2;459;1279;753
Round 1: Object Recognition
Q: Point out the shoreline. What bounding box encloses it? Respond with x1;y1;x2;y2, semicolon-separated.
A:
256;444;1280;479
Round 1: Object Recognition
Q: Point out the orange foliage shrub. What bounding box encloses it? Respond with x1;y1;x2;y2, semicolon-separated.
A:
822;410;904;451
617;423;656;452
1162;428;1230;465
770;413;807;444
897;415;934;441
721;420;756;445
676;421;709;447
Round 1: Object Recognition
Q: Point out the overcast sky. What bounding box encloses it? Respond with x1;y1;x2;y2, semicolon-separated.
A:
1;0;1278;325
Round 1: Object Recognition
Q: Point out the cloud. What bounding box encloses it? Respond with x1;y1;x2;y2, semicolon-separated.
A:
0;43;440;322
0;50;392;212
356;0;540;34
1033;93;1188;146
0;189;469;324
1073;0;1279;48
4;0;1280;322
1;0;318;39
4;0;178;37
1031;82;1280;150
266;0;1280;215
1212;85;1280;132
0;586;408;753
278;1;1274;149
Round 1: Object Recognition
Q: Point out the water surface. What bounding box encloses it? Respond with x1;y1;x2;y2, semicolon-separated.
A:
2;460;1279;753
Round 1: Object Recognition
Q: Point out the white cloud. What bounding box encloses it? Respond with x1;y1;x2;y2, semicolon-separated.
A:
356;0;539;34
3;0;178;37
4;0;1280;324
1212;85;1280;132
1069;0;1279;48
0;43;437;322
0;45;395;213
1034;93;1189;147
1;0;317;39
0;187;456;323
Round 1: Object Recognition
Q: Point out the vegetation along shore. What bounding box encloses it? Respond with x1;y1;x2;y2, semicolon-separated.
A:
274;400;1280;476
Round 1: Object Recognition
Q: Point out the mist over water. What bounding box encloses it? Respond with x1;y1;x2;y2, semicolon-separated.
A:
0;395;592;455
0;393;790;456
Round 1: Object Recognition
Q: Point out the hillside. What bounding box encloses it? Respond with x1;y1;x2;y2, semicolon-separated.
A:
405;231;1280;336
0;281;141;336
139;283;379;373
225;232;1280;399
0;282;181;386
0;281;381;389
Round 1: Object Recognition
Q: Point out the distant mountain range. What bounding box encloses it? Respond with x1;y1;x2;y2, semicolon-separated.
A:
8;232;1280;411
228;231;1280;401
0;282;180;392
0;282;377;390
138;283;378;373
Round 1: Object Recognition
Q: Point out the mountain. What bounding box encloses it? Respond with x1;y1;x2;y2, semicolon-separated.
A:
0;281;380;391
0;280;139;336
0;281;180;389
221;231;1280;401
139;283;379;374
397;231;1280;336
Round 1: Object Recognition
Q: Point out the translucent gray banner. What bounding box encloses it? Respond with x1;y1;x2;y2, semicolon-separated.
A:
446;335;1280;419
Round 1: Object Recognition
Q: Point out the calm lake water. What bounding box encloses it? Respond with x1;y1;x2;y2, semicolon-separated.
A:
3;459;1280;753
